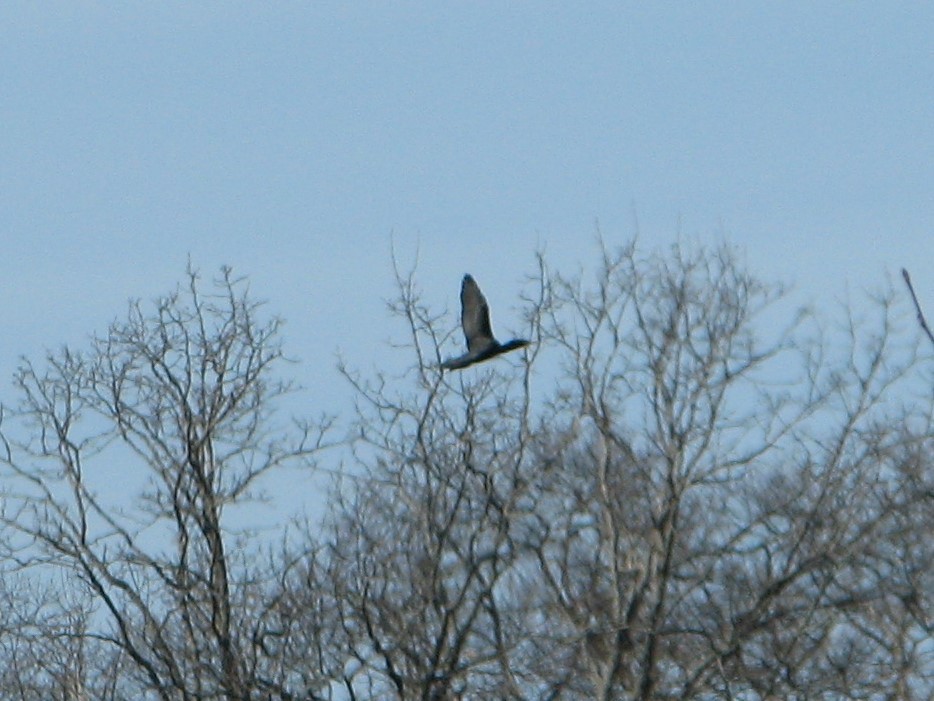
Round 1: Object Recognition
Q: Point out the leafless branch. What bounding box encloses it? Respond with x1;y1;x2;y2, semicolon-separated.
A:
902;267;934;349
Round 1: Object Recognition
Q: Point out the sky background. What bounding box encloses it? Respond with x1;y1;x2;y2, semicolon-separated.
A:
1;3;932;524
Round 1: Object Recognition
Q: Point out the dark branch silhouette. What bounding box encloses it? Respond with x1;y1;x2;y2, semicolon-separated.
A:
902;268;934;349
441;274;530;370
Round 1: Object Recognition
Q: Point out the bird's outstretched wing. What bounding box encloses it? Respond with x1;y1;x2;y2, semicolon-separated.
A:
460;274;496;353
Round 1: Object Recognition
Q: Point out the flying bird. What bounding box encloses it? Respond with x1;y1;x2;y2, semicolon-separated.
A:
441;274;530;370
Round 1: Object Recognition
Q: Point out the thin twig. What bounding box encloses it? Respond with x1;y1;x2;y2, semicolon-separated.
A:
902;268;934;349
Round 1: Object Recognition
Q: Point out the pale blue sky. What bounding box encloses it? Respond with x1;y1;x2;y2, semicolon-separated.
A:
2;4;932;519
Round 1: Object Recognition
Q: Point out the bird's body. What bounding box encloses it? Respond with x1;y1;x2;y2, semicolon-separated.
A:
441;274;530;370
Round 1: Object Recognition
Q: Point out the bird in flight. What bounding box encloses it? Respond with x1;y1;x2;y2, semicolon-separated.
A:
441;274;530;370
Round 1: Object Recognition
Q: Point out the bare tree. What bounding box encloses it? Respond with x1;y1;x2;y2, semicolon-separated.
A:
313;258;548;700
2;247;931;700
0;266;332;700
0;572;119;701
322;241;934;699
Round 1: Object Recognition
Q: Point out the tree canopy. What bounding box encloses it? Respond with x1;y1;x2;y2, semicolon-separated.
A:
1;242;932;700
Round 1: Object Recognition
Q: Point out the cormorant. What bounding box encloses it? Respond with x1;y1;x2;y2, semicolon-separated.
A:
441;274;530;370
